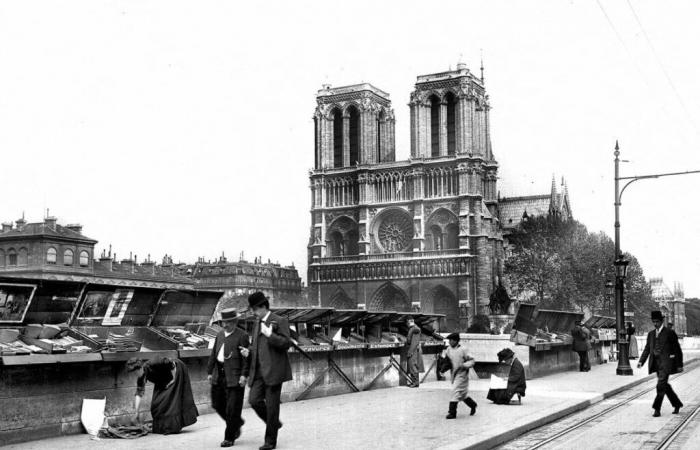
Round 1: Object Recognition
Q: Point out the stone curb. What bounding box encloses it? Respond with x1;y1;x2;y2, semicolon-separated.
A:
436;357;699;450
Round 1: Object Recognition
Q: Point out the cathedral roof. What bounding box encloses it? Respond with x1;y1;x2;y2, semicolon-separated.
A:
498;195;551;228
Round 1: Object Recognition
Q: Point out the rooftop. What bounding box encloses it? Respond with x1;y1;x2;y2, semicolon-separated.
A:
316;83;390;100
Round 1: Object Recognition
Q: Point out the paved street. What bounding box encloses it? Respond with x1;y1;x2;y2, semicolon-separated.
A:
8;351;699;450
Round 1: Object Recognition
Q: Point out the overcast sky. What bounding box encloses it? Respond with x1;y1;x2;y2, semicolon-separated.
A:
2;1;700;298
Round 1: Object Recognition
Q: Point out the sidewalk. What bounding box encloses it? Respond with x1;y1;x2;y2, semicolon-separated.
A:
8;351;700;450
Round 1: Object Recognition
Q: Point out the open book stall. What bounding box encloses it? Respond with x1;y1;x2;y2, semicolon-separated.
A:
583;315;617;362
0;275;224;365
0;278;102;364
510;303;582;351
150;289;224;358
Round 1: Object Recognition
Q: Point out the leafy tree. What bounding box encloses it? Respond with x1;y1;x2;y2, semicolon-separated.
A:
504;215;653;320
467;314;492;333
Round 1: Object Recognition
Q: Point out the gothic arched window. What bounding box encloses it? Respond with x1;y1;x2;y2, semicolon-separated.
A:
446;223;459;249
376;110;384;163
348;105;360;166
445;92;457;155
332;109;343;168
430;95;440;157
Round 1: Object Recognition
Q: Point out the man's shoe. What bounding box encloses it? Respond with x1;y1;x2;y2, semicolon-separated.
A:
259;444;276;450
673;404;682;414
653;409;661;417
220;440;234;448
446;401;458;419
464;397;477;416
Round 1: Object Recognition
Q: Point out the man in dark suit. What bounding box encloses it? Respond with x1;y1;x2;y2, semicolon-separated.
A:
405;317;424;387
571;320;591;372
244;292;292;450
207;308;250;447
638;310;684;417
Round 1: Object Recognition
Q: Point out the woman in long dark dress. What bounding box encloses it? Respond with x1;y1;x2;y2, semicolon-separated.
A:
127;357;198;434
486;348;527;405
627;322;639;359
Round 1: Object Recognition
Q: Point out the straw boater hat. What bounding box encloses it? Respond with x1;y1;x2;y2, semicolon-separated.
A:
220;308;238;322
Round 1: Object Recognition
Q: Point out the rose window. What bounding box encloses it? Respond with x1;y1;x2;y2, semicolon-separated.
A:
377;211;413;253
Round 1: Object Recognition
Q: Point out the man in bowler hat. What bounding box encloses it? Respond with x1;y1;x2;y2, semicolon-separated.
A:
207;308;250;447
638;310;684;417
243;292;292;450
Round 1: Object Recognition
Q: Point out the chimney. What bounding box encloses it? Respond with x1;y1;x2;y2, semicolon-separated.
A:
65;223;83;234
45;216;57;229
1;222;12;232
15;217;26;229
141;258;156;275
121;252;135;272
99;252;113;271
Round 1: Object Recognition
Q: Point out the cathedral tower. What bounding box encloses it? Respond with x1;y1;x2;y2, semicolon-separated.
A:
308;65;503;331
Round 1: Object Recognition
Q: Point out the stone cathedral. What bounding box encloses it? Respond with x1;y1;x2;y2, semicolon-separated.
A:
307;64;503;331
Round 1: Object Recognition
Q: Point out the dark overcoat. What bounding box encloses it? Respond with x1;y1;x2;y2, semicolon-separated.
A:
207;327;251;387
639;327;683;375
406;325;425;372
248;312;293;386
571;325;591;352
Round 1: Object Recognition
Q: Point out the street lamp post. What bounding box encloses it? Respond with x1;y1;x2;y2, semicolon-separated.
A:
614;257;632;375
612;140;700;376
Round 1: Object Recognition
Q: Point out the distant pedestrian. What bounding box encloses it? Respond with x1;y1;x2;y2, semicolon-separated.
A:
626;322;639;359
638;311;684;417
246;292;293;450
486;348;527;404
441;332;477;419
571;320;591;372
127;356;198;434
208;308;250;448
405;317;424;387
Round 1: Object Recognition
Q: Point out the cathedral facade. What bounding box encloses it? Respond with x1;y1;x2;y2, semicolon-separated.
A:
307;64;503;331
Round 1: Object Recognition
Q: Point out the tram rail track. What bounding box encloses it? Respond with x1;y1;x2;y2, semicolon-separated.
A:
520;359;700;450
652;399;700;450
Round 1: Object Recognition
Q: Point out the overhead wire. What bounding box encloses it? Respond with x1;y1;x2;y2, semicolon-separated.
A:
624;0;699;136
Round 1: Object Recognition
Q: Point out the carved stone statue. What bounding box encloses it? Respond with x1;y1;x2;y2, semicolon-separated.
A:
488;283;512;315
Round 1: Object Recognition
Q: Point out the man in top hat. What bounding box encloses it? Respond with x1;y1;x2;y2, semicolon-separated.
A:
405;316;424;388
441;332;477;419
638;311;684;417
207;308;250;447
244;292;292;450
571;319;591;372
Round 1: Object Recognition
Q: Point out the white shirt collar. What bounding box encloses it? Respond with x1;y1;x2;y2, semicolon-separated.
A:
262;311;271;323
656;325;664;335
224;330;234;337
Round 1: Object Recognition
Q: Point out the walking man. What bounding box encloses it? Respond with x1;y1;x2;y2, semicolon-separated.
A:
207;308;250;447
441;332;477;419
405;317;424;387
638;310;684;417
571;320;591;372
246;292;292;450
